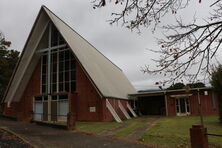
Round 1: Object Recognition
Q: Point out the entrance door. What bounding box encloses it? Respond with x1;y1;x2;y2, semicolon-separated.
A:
34;102;43;120
176;98;190;116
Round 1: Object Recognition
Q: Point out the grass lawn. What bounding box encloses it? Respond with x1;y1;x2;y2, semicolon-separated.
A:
139;116;222;148
113;117;152;138
76;117;153;136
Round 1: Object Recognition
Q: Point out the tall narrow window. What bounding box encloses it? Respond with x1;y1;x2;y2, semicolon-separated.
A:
40;23;76;94
41;54;48;93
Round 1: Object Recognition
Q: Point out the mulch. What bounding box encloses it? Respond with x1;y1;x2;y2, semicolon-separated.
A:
0;129;33;148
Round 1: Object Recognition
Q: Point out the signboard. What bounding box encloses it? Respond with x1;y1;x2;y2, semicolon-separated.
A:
89;106;96;112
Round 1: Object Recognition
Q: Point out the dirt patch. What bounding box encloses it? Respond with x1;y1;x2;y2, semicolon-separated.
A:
127;116;160;140
0;129;33;148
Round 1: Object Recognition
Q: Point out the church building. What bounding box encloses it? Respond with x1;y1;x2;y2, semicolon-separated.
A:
2;6;137;122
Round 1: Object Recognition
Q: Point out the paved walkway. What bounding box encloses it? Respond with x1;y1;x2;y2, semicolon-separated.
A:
0;118;151;148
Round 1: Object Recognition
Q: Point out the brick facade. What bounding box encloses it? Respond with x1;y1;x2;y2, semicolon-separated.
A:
4;61;41;121
4;58;130;122
166;90;219;116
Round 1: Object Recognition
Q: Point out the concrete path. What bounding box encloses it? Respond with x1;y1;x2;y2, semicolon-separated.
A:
0;118;151;148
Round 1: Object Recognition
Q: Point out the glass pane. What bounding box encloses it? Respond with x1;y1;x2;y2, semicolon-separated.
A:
65;82;69;92
58;101;68;121
65;61;70;71
65;72;69;81
34;102;43;120
42;65;47;74
70;53;75;60
43;96;48;101
59;72;63;82
59;51;64;61
65;50;69;60
52;73;57;83
42;75;46;84
52;95;57;100
59;83;64;92
51;25;58;46
35;96;42;101
176;106;180;113
52;83;57;92
59;35;65;45
70;60;75;70
59;62;64;71
42;85;46;93
176;99;179;105
59;94;68;100
42;55;47;65
71;71;76;81
53;63;57;73
180;99;186;113
52;53;57;63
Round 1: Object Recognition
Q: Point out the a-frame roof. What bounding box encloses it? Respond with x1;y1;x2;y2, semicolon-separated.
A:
3;6;136;103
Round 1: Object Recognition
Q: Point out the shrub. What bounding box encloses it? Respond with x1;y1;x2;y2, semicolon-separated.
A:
211;65;222;123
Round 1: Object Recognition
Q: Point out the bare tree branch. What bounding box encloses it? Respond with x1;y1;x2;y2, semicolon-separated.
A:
93;0;222;85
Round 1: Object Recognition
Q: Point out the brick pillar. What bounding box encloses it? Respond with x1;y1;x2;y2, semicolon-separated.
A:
190;125;208;148
16;111;23;121
29;110;34;122
67;112;75;130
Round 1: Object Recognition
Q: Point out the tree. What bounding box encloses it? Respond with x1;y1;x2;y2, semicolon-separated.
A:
167;82;185;90
186;82;205;88
93;0;222;85
210;65;222;122
0;32;20;105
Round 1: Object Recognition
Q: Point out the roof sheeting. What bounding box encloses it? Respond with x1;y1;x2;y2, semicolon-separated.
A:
3;6;136;103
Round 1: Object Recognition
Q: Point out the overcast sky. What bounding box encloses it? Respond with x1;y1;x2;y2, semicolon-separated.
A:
0;0;218;90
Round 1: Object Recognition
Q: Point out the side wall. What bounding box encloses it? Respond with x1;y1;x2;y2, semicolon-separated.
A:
4;61;41;121
166;90;219;116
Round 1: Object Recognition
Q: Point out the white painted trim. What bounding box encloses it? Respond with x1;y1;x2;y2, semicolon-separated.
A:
35;44;67;53
6;21;49;103
106;99;122;122
118;101;131;119
127;102;137;117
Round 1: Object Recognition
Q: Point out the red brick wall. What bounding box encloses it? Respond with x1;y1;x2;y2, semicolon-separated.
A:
75;62;103;122
166;90;219;116
4;61;41;120
101;98;129;122
4;57;131;122
166;95;176;116
70;62;130;122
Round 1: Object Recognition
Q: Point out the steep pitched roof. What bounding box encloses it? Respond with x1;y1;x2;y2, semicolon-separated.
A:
3;6;136;103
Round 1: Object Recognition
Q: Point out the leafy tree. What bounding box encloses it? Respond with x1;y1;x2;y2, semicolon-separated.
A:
186;82;205;88
167;82;185;90
211;65;222;122
94;0;222;84
0;32;20;106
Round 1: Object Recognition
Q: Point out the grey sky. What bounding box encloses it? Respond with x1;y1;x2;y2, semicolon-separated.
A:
0;0;219;90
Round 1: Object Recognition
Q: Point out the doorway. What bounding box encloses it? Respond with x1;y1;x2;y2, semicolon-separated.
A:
176;98;190;116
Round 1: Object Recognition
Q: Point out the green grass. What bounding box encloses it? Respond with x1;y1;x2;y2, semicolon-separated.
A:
113;118;152;138
139;116;222;148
